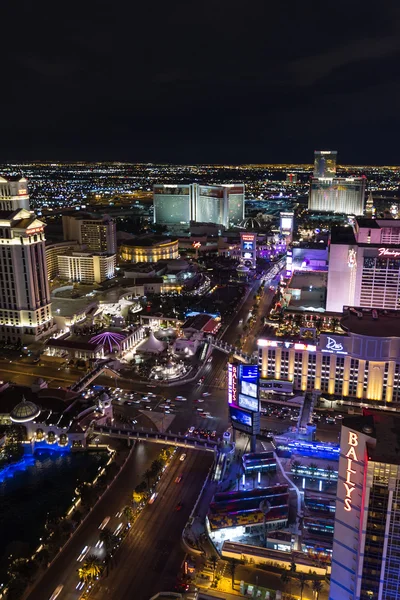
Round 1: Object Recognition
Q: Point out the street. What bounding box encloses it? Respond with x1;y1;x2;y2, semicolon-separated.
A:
25;442;160;600
91;450;213;600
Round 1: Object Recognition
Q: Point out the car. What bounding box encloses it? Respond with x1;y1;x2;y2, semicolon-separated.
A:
326;416;336;424
175;501;183;511
166;399;171;403
175;396;187;401
148;392;156;397
125;401;132;406
336;414;344;419
197;407;204;412
145;406;153;410
211;430;217;437
187;426;195;435
133;399;141;404
290;415;298;421
175;475;182;483
202;392;211;397
99;516;110;530
142;395;149;400
76;581;85;591
180;453;187;462
77;545;91;562
49;585;64;600
148;492;158;504
165;409;171;414
196;398;204;403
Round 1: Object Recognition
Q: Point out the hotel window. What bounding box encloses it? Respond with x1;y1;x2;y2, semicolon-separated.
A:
382;362;390;401
321;355;330;392
393;364;400;403
334;356;345;394
293;352;303;388
348;358;359;397
267;349;276;376
281;350;290;379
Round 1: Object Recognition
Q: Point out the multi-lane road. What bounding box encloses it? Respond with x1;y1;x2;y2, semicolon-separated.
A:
25;447;212;600
91;450;213;600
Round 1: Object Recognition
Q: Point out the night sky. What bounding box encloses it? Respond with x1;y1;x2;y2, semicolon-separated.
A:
2;0;400;164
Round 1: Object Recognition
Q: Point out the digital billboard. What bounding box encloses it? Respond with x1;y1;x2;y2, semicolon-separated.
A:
238;393;259;412
229;406;253;428
239;365;258;398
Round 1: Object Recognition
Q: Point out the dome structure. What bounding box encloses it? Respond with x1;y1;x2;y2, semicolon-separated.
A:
239;217;262;230
10;396;41;423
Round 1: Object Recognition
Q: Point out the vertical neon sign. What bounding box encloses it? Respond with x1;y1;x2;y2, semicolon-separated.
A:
228;363;238;405
344;431;358;512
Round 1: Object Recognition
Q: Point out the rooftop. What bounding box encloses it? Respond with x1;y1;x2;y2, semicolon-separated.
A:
330;226;356;245
341;306;400;338
342;413;400;465
120;236;177;248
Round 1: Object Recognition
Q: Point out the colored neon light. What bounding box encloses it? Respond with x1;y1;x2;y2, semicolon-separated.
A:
378;248;400;258
228;363;238;405
90;331;126;354
344;431;358;512
326;337;343;351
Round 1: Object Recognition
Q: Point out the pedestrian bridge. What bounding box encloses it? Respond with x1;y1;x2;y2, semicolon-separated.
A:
69;359;120;393
92;425;219;453
211;339;253;363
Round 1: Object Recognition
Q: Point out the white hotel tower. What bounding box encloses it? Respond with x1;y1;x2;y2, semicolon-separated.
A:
0;176;54;343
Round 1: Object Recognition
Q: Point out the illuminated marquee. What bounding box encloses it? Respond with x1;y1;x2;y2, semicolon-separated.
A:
227;363;238;405
378;247;400;259
18;188;28;195
344;431;358;512
326;337;343;351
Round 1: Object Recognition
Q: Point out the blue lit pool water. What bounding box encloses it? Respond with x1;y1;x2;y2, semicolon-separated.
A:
0;447;108;572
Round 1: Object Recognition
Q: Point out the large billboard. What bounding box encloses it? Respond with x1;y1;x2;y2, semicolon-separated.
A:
228;363;260;433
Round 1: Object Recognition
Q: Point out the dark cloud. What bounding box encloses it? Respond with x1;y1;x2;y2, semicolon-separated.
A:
1;0;400;163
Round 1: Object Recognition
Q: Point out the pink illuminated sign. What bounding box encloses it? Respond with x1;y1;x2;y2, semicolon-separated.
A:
378;248;400;258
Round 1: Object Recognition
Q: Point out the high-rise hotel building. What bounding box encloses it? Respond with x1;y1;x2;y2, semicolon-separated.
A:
330;413;400;600
153;183;245;228
309;150;366;215
327;218;400;313
258;307;400;404
0;176;54;343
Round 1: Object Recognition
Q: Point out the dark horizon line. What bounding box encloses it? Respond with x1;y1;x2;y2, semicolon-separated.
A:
0;159;398;169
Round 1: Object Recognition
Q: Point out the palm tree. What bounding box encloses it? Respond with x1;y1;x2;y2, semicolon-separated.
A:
297;572;309;600
280;569;290;591
326;464;335;484
99;527;118;553
312;579;324;599
78;554;103;584
144;469;153;489
210;555;218;582
292;460;302;477
309;462;318;480
228;558;238;589
123;505;134;523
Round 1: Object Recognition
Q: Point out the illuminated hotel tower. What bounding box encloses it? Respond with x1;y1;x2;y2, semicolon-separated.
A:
330;414;400;600
0;176;54;343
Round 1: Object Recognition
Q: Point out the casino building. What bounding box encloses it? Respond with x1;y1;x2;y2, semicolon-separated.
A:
330;413;400;600
327;218;400;313
258;306;400;404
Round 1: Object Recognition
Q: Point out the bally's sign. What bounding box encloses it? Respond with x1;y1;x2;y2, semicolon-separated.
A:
344;431;359;512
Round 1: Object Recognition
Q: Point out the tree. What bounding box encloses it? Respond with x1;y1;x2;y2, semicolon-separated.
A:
297;572;309;600
326;464;335;483
228;558;238;589
309;462;318;480
99;528;119;553
280;569;290;591
143;469;153;489
292;460;302;477
123;505;134;523
78;554;103;584
312;579;324;599
210;555;218;582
